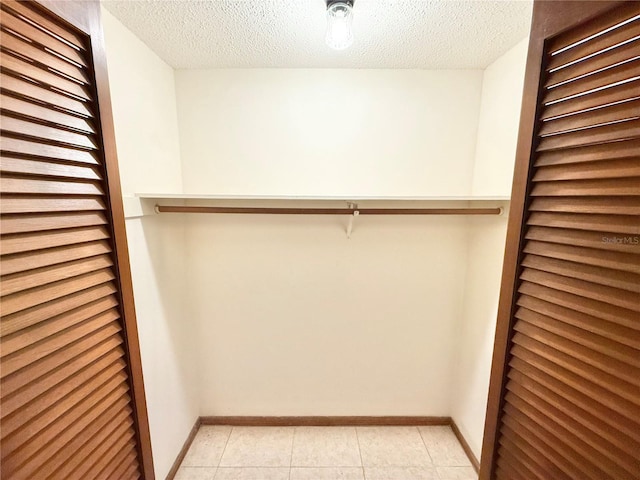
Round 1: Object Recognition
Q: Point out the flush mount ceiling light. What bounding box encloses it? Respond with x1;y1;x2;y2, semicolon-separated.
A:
326;0;354;51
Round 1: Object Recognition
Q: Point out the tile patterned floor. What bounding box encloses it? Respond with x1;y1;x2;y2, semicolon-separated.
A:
175;426;477;480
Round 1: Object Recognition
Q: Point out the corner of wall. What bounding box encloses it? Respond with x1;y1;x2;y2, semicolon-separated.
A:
101;8;196;478
470;36;529;198
100;5;185;196
450;35;529;460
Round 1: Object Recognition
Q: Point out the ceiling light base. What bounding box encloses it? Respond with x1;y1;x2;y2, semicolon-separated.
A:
327;0;354;7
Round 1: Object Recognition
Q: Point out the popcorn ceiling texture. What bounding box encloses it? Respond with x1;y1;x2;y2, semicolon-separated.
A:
102;0;533;69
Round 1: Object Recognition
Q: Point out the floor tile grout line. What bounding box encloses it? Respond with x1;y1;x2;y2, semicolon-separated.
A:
289;426;296;480
417;425;436;467
216;425;233;473
354;426;366;480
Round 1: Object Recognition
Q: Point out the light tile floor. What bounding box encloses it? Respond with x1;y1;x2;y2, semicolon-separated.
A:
175;426;478;480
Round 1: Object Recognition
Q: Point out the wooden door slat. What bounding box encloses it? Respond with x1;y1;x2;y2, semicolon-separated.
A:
92;443;137;480
0;282;116;336
1;115;96;149
1;93;95;134
1;358;127;437
547;3;640;54
0;211;107;235
542;75;640;118
532;157;640;181
521;253;640;293
539;99;640;137
518;281;638;331
2;322;122;395
508;357;640;443
523;239;640;276
43;407;133;480
1;295;118;357
4;379;130;479
546;37;640;88
512;334;640;404
0;1;85;50
0;156;101;182
2;362;127;450
0;337;123;412
0;8;86;66
504;390;633;478
495;462;530;480
498;434;556;480
0;30;89;84
506;381;640;475
511;344;639;420
0;73;92;118
535;138;640;166
503;400;606;480
496;445;542;480
0;51;90;101
0;345;123;423
536;119;640;151
78;435;137;480
517;293;640;349
514;319;640;386
515;306;640;366
9;398;131;480
0;175;103;196
1;309;120;378
495;459;530;480
0;226;109;256
529;196;640;215
117;459;141;480
547;15;640;71
1;240;111;276
502;417;594;480
0;173;102;195
0;268;115;316
495;466;526;480
525;225;640;253
1;136;98;165
527;211;640;235
500;428;576;480
520;266;640;311
544;58;640;104
0;195;106;214
0;255;114;297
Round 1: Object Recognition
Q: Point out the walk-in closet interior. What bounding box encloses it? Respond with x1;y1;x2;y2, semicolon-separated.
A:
1;1;638;479
100;2;530;477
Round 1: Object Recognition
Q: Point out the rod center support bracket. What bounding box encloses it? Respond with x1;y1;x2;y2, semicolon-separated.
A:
346;202;359;239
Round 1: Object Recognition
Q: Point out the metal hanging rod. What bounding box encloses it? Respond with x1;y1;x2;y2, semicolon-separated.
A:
155;205;503;215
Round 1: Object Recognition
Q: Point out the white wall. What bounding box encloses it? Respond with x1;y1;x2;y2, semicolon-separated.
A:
174;69;485;416
452;215;509;457
175;69;483;196
187;211;470;415
472;38;529;197
452;37;529;459
101;8;198;479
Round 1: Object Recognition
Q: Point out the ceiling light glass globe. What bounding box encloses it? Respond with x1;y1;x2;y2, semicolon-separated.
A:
326;2;354;50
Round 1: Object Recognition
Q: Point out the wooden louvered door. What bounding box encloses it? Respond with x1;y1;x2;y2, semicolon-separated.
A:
481;1;640;479
0;1;153;479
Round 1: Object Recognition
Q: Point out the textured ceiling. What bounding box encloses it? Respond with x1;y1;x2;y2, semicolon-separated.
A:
102;0;533;69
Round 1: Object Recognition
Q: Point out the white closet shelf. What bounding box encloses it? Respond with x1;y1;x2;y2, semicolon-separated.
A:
135;193;511;202
124;193;510;221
